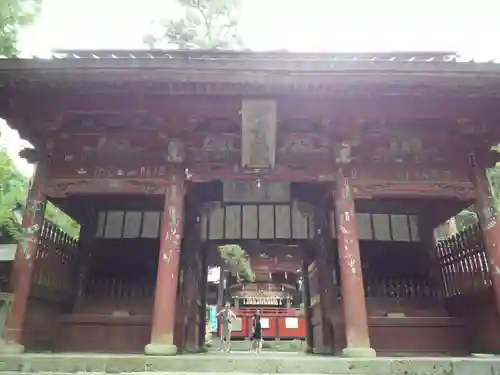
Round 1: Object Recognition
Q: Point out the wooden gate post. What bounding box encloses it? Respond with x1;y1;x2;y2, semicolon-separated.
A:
2;160;47;353
334;165;376;357
145;168;185;356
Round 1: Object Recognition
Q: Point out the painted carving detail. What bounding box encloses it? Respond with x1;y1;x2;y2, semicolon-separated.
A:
352;182;475;199
202;135;236;152
371;137;441;164
65;114;157;133
45;179;165;197
186;134;240;173
280;133;329;154
82;136;143;163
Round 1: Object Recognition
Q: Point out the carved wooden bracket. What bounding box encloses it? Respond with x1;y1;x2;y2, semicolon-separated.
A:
18;148;37;163
18;147;51;165
334;138;360;165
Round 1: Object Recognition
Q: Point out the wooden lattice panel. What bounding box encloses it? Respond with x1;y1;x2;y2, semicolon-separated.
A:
201;201;314;241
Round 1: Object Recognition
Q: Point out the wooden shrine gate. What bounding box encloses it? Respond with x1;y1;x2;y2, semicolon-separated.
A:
4;49;500;357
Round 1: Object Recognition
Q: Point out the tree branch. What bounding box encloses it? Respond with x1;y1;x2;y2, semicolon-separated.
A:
191;0;212;46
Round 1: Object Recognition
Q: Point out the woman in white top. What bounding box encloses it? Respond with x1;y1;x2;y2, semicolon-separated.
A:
217;302;237;352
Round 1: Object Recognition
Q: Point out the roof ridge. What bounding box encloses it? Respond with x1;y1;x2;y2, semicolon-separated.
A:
50;49;459;62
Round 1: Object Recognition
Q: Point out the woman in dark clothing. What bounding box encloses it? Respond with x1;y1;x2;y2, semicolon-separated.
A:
250;310;263;353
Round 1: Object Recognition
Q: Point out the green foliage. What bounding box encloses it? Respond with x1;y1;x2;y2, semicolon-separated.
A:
0;0;42;57
45;202;80;239
144;0;243;50
0;148;79;241
0;148;29;241
489;167;500;202
218;244;255;282
455;209;478;229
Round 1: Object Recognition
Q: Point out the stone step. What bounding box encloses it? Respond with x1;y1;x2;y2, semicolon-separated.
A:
0;354;499;375
207;337;304;352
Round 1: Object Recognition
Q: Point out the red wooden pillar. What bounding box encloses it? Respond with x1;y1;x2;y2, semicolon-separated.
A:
2;162;47;353
145;169;185;356
472;166;500;317
334;167;376;357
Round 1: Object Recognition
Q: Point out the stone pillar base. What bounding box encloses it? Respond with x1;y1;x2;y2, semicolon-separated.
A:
145;343;177;356
0;340;24;354
313;346;334;355
342;347;376;358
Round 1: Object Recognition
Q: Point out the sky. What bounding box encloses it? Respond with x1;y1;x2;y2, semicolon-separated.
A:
3;0;500;177
16;0;500;58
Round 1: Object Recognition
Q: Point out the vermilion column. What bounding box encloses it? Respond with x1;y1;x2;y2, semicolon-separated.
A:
145;169;185;356
2;163;47;353
334;167;376;357
472;166;500;316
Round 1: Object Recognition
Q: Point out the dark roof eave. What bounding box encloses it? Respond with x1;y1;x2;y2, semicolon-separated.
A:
2;62;500;92
1;61;499;73
0;49;498;75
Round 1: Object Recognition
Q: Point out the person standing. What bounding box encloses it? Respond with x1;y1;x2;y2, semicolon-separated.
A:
250;310;263;354
217;302;236;352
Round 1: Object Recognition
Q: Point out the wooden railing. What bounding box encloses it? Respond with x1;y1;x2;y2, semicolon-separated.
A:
364;278;440;298
75;279;155;315
81;278;155;299
32;219;79;300
436;222;491;297
232;307;302;317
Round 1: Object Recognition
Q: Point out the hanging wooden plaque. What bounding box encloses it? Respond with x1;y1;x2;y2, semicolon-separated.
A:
241;99;277;169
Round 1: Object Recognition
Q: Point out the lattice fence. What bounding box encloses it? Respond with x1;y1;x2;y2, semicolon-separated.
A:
436;222;491;297
32;219;79;300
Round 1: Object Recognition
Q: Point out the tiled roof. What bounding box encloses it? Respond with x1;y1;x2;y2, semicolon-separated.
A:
2;49;500;100
1;49;498;76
